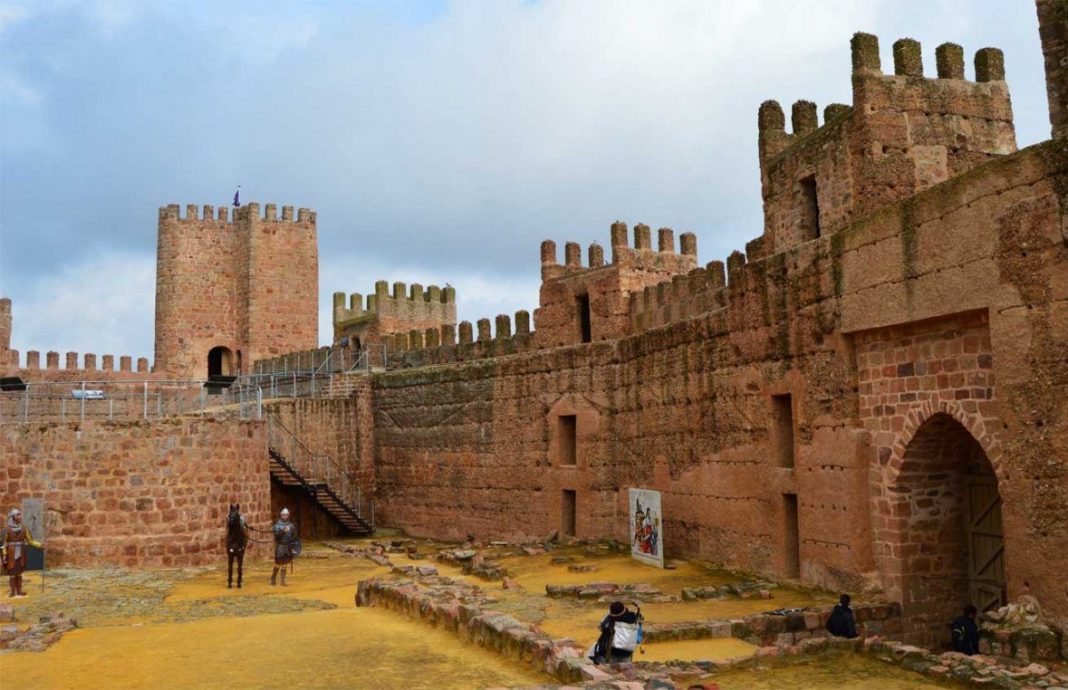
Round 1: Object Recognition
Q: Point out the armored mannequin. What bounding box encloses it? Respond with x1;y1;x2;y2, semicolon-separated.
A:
270;508;296;586
1;508;43;598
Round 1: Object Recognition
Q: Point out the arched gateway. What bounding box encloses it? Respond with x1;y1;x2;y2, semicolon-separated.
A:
883;412;1006;648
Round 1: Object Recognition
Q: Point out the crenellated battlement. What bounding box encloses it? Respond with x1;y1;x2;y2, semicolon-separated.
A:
157;202;316;225
539;221;697;281
757;32;1016;257
332;280;457;349
533;221;700;347
6;349;155;381
387;308;539;367
628;260;730;335
333;282;456;326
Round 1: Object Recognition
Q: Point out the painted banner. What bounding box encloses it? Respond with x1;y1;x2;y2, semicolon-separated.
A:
22;498;45;571
628;488;664;568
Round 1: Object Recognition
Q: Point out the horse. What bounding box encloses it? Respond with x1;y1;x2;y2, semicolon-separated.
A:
226;504;249;589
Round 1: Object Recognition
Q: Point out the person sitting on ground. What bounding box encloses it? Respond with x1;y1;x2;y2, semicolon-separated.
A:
592;601;643;664
826;593;859;638
951;605;980;655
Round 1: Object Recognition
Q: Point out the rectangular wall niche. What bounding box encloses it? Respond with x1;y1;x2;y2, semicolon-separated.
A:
576;294;592;343
561;490;577;537
558;415;578;466
772;393;796;469
783;493;801;579
801;174;821;239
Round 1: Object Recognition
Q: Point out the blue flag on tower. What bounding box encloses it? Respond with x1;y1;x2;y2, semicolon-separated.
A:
233;187;240;207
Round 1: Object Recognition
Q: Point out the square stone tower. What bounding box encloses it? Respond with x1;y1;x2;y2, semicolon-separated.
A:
154;202;318;379
756;34;1016;257
534;222;697;347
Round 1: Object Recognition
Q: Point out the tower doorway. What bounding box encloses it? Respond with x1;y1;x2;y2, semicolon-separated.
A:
895;413;1005;647
208;346;234;378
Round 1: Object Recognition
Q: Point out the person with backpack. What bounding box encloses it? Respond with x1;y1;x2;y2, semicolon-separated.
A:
591;601;643;664
951;605;980;655
825;593;859;638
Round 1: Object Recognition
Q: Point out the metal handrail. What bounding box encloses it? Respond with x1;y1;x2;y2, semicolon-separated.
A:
0;378;263;425
267;413;365;521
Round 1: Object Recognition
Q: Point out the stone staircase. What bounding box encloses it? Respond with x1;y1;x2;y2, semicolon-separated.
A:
267;415;373;536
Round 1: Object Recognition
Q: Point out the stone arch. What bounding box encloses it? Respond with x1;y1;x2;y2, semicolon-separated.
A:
886;399;1005;487
873;409;1006;649
207;345;234;378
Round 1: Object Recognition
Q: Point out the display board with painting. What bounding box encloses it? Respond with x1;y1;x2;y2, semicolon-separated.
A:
628;488;663;568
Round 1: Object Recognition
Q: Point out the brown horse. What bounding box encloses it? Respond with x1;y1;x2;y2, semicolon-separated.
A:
226;504;249;589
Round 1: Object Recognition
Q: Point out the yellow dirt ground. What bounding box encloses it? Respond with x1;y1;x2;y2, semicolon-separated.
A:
708;651;965;689
0;540;958;689
1;546;544;690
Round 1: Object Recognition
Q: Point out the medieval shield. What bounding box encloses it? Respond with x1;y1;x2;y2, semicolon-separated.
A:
289;538;303;558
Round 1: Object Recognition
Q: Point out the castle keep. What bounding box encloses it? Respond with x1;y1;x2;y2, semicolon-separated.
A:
154;202;319;379
2;3;1067;655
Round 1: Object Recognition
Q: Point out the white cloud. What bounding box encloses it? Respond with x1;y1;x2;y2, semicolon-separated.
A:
319;253;540;345
8;251;156;361
0;1;1052;361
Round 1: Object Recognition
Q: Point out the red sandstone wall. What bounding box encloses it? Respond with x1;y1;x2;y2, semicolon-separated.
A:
242;203;318;366
0;418;271;567
371;140;1068;642
154;204;239;379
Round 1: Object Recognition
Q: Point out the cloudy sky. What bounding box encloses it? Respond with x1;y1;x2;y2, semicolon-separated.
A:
0;0;1051;363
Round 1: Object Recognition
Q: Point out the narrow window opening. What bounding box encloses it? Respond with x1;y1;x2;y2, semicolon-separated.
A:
577;294;592;343
783;493;801;579
800;175;821;239
558;415;577;466
561;490;577;537
772;393;795;468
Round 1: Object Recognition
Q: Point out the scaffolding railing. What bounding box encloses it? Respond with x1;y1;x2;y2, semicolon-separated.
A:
0;379;263;425
253;345;388;378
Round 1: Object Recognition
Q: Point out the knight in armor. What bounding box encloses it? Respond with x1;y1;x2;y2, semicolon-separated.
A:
1;508;44;598
270;508;296;586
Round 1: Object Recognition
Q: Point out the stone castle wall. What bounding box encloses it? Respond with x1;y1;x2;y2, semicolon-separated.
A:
369;139;1068;643
0;418;271;567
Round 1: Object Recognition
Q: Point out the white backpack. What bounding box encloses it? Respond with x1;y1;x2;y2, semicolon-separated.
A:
612;620;641;652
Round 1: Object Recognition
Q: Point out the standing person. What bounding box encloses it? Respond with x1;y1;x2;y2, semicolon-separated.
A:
1;508;44;598
951;605;980;655
270;508;296;586
591;601;643;664
826;594;859;638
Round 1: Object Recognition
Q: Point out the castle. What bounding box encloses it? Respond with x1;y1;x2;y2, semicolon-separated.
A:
2;2;1067;653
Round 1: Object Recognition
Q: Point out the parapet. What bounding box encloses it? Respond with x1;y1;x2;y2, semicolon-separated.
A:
157;202;316;225
387;308;537;367
11;349;153;375
540;221;698;281
333;280;458;336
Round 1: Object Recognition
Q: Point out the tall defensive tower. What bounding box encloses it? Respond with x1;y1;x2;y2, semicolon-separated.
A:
154;202;318;379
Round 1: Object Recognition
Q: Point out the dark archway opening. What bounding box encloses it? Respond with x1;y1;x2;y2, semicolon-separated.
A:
208;346;233;378
897;413;1005;649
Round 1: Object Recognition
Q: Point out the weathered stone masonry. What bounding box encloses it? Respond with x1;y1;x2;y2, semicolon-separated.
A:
367;27;1068;648
0;418;271;567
